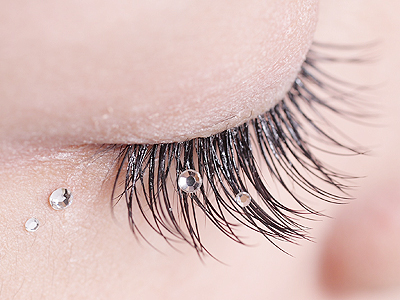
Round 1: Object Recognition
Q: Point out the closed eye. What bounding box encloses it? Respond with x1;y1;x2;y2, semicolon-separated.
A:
109;44;368;255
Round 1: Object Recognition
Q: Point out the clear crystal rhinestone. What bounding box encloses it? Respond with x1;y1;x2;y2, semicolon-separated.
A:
235;192;251;207
25;217;40;232
178;169;202;193
49;188;73;210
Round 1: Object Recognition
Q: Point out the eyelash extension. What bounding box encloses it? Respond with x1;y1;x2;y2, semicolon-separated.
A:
110;43;368;256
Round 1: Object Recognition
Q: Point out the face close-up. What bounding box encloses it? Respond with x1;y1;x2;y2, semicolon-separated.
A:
0;1;399;299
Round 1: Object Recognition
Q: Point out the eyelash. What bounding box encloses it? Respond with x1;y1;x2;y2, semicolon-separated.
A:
110;43;366;256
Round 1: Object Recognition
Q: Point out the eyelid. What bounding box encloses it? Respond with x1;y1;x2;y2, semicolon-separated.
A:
110;44;367;254
0;0;318;146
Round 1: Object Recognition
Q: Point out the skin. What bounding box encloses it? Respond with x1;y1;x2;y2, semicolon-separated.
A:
0;0;400;299
0;0;316;146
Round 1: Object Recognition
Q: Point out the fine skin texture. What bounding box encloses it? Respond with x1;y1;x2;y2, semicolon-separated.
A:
1;1;400;300
0;0;317;146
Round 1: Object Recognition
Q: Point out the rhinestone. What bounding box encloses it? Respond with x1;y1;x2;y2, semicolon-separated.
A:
25;218;40;232
49;188;73;210
178;169;202;193
235;192;251;207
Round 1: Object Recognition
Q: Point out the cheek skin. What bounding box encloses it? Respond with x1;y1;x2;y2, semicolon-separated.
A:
319;181;400;294
0;146;147;298
0;0;318;146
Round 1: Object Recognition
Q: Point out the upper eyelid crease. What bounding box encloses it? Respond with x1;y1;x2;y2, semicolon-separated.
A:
109;43;366;256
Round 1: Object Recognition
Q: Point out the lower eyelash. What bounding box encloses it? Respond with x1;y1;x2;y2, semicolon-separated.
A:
110;43;368;256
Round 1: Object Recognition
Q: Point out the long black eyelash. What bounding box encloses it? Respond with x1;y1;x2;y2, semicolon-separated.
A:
111;44;368;255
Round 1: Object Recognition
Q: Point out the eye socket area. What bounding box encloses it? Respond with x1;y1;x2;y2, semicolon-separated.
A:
0;0;318;147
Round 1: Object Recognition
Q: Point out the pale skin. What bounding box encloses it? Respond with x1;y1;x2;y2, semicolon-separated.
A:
0;1;400;299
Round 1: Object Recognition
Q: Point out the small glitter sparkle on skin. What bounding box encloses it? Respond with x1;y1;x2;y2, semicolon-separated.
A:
235;192;252;207
178;169;202;193
25;217;40;232
49;188;73;210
